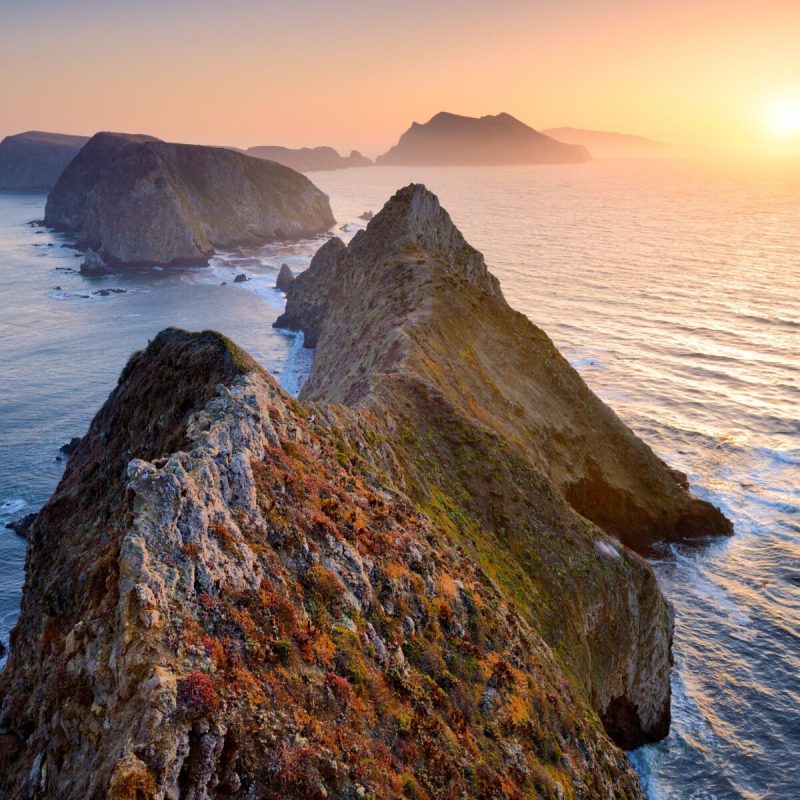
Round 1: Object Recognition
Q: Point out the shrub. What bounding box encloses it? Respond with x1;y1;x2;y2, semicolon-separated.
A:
177;671;220;716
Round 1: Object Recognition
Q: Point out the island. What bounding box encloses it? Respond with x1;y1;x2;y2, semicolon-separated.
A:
543;127;669;157
376;112;591;165
44;132;335;268
0;186;730;799
246;145;372;172
0;131;89;191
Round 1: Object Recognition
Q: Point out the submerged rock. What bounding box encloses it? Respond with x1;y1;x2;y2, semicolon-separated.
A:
44;132;336;267
276;262;294;293
233;273;248;283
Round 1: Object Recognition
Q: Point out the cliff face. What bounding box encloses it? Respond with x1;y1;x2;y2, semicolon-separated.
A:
1;329;647;800
277;184;731;550
376;112;591;166
0;131;89;191
44;133;335;267
246;146;372;172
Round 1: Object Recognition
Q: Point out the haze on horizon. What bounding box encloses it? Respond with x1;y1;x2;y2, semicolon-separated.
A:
1;0;799;156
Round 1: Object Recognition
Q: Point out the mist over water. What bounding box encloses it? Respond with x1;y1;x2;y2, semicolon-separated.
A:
1;157;798;799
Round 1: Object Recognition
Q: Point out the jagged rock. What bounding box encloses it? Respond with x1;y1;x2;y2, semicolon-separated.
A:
59;437;82;455
233;273;248;283
0;131;89;190
0;186;731;798
246;145;373;172
5;513;36;540
358;211;373;221
45;132;335;267
80;248;108;275
276;263;294;293
377;111;591;165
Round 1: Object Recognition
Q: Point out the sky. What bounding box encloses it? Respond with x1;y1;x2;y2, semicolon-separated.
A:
1;0;799;155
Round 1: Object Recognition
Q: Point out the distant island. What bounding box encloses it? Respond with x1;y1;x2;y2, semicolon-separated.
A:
542;127;668;156
376;112;590;165
246;145;372;172
0;131;89;190
44;132;335;269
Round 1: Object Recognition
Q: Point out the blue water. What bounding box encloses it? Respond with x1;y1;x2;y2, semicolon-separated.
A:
1;158;799;799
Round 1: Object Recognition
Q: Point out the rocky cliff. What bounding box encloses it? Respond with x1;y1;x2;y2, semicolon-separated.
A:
376;112;590;166
246;146;372;172
0;187;731;799
0;131;89;191
44;133;335;267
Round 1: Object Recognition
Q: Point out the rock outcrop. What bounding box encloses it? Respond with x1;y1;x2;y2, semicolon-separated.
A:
275;263;294;293
44;133;335;267
276;184;731;550
0;187;732;799
0;131;89;191
377;112;590;166
1;328;650;799
246;145;372;172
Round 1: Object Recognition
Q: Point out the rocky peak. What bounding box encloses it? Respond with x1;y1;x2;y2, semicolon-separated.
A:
350;184;502;298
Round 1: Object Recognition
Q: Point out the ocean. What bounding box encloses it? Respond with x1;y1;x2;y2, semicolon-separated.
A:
1;156;798;799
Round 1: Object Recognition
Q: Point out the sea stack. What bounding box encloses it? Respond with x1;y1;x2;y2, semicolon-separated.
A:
377;112;591;165
44;132;335;267
276;263;294;292
0;131;89;191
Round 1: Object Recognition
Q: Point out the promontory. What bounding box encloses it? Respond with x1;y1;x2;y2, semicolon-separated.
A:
0;186;730;799
44;132;335;267
0;131;89;191
376;112;591;166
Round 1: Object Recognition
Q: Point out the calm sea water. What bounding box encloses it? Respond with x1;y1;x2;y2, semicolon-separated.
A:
1;157;798;799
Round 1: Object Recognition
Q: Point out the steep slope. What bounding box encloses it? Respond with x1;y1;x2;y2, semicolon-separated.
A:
1;329;651;800
276;184;731;551
247;145;372;172
0;131;89;190
376;112;590;166
44;133;335;267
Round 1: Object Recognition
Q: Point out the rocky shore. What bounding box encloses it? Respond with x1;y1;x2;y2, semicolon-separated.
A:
0;186;731;799
44;133;335;268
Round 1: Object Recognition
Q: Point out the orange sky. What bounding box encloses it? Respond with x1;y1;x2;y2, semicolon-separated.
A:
1;0;799;155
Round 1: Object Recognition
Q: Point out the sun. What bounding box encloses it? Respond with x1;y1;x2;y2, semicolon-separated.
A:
768;99;800;138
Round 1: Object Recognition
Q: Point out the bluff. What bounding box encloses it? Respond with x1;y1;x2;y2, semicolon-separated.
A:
0;131;89;191
44;133;335;267
246;146;372;172
376;112;590;166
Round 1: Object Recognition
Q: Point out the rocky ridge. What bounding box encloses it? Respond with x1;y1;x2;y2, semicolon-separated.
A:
0;187;731;799
44;133;335;267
